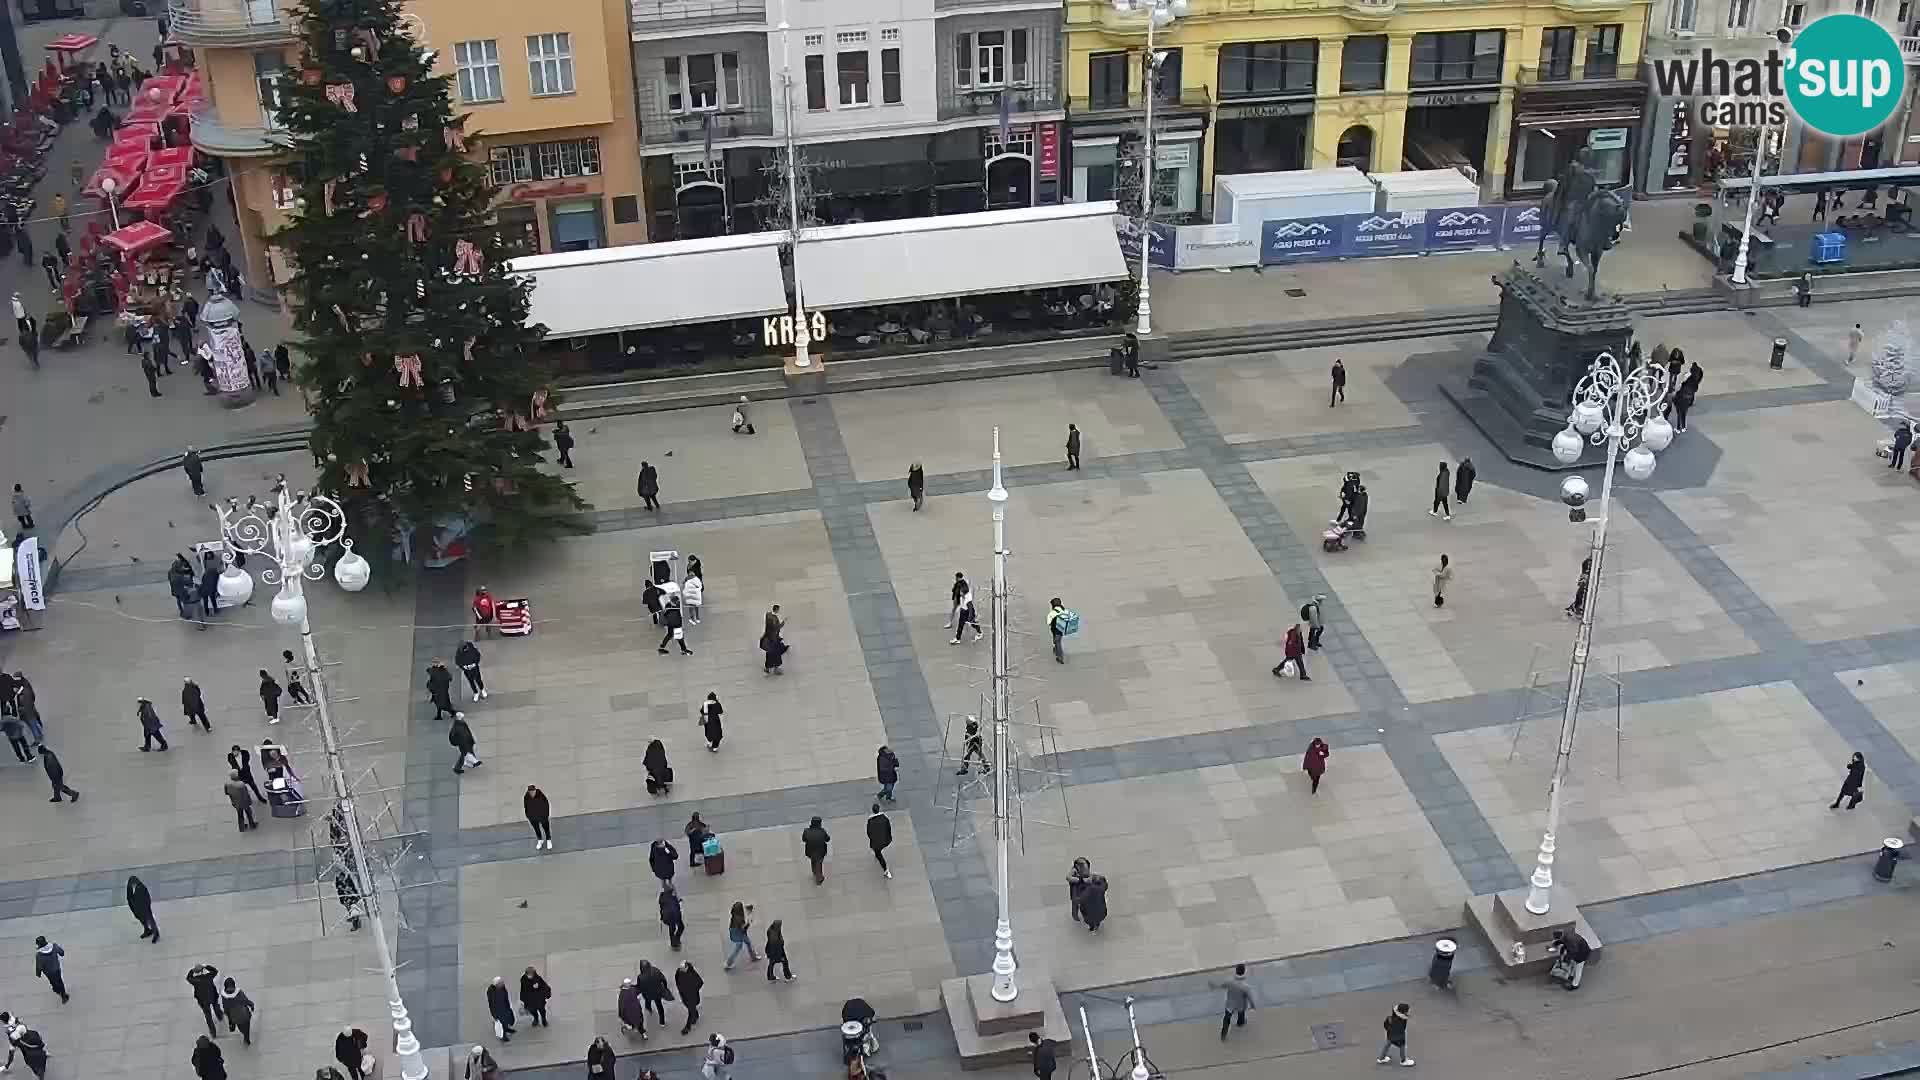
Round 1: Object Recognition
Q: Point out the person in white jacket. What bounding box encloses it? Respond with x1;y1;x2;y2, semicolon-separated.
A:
682;573;704;625
702;1034;733;1080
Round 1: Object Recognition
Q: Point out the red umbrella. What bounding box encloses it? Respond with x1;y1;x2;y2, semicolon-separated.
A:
84;164;139;201
103;146;149;171
102;221;175;257
148;146;194;169
137;76;186;104
142;163;186;188
123;180;184;214
125;101;169;125
46;33;98;54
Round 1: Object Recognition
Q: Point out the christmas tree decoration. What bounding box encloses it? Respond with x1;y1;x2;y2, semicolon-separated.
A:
301;67;324;85
531;388;550;420
1871;320;1913;396
444;125;466;152
277;0;586;568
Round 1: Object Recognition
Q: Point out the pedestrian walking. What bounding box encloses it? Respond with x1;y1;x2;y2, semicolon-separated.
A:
876;745;899;801
1429;462;1451;520
867;803;894;878
224;771;257;832
525;784;552;850
274;343;293;384
39;747;78;803
945;572;969;629
1048;597;1071;664
187;963;224;1036
724;901;760;968
465;1046;499;1080
659;596;692;655
588;1035;617;1079
258;670;281;725
1303;737;1330;794
337;1029;370;1080
1831;751;1867;809
1795;270;1814;308
1066;424;1081;470
127;875;159;941
455;639;487;699
486;976;516;1042
182;677;211;731
682;569;704;625
674;961;704;1035
14;674;40;744
1;714;29;763
699;692;723;750
1566;556;1592;618
637;959;674;1025
278;651;312;706
956;716;989;774
228;745;265;803
761;605;788;674
659;883;686;950
137;697;168;751
1079;871;1109;931
731;396;756;435
908;462;925;511
14;230;29;269
686;812;713;868
644;578;664;626
645;739;674;796
802;816;831;884
618;978;648;1040
1377;1003;1413;1066
1454;457;1476;505
50;193;66;233
519;967;553;1027
1030;1034;1058;1080
1848;322;1865;364
1299;594;1327;651
17;318;37;369
43;252;62;293
1432;554;1451;608
553;420;575;468
703;1035;735;1080
650;838;678;886
1330;358;1347;407
192;1035;225;1080
763;919;796;982
637;461;661;511
1282;623;1310;681
427;659;458;720
1211;963;1254;1040
951;580;981;644
33;937;66;1003
3;1019;48;1080
450;715;480;774
143;352;163;399
183;447;205;496
1891;423;1913;471
11;486;30;531
220;979;254;1045
1067;857;1092;922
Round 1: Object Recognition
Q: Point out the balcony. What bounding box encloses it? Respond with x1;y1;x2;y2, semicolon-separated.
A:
630;0;767;36
1516;60;1645;87
938;83;1062;121
1067;86;1212;118
1903;36;1920;64
166;0;296;47
1342;0;1396;25
935;0;1061;12
638;106;775;148
188;101;293;157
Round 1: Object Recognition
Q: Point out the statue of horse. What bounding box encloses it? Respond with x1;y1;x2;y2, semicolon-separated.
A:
1535;149;1597;269
1562;188;1629;300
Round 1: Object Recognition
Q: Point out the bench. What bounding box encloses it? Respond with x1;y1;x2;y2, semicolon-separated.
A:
62;315;88;347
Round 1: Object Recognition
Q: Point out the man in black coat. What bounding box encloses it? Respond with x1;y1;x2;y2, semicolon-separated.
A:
485;977;515;1042
182;677;210;731
39;747;77;803
426;659;458;720
866;804;893;879
657;597;691;656
673;961;703;1035
186;963;223;1036
449;716;479;774
802;816;831;885
636;959;673;1025
182;447;205;496
455;640;486;699
636;461;660;511
658;883;685;950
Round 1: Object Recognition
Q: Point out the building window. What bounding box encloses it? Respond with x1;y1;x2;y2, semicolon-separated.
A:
1900;0;1912;21
1090;51;1128;108
804;32;823;47
454;39;504;103
270;170;299;210
836;29;868;44
254;52;286;129
1669;0;1697;30
1410;30;1503;85
1855;0;1877;15
805;54;827;110
881;47;901;103
489;137;600;185
1727;0;1753;28
527;32;575;97
1585;25;1621;76
664;52;742;112
1783;0;1805;22
880;26;900;41
1152;46;1182;103
1538;27;1575;79
837;50;868;105
1217;40;1317;97
955;29;1030;89
1338;35;1387;91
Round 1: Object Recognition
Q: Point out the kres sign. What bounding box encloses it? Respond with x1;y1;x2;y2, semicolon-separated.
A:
764;311;829;349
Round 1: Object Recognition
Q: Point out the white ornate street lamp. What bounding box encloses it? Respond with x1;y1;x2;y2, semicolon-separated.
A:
986;428;1018;1002
1730;27;1794;287
1537;352;1674;915
214;479;421;1080
776;0;814;370
1112;0;1186;338
99;176;121;231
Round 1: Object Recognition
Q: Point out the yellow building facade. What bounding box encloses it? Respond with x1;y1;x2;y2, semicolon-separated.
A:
175;0;643;303
1062;0;1651;209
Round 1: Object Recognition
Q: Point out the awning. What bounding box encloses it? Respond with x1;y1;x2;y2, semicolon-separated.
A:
508;233;790;337
138;76;186;104
123;181;184;213
148;146;195;169
793;202;1128;310
143;163;187;187
103;146;148;171
125;102;170;125
46;33;97;54
1718;164;1920;195
84;164;139;201
102;221;175;256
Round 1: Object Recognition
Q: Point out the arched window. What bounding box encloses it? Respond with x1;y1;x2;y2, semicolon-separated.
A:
1337;125;1375;172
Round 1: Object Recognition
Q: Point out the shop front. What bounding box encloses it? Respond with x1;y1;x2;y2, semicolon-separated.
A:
1067;101;1206;219
1506;80;1644;198
1405;88;1501;182
492;177;610;255
1213;99;1314;176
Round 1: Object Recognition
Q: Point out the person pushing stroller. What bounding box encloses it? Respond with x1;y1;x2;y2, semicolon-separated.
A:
1323;472;1369;552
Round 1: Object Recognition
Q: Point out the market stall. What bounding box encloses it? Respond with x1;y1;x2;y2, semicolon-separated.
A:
45;35;97;70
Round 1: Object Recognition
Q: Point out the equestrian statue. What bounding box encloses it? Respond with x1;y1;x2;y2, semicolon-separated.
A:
1532;149;1628;300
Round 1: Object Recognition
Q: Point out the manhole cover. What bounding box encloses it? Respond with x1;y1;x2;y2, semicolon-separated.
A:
1285;288;1308;298
1309;1022;1344;1050
902;1020;923;1032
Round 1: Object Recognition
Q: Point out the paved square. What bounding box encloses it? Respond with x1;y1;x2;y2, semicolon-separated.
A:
1642;311;1825;397
1180;341;1424;443
546;404;812;511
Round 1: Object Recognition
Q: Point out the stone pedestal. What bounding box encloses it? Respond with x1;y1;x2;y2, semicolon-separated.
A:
783;352;826;395
1463;886;1601;975
1440;264;1634;471
940;970;1071;1070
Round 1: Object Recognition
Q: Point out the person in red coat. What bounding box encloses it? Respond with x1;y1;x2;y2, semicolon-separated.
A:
1303;738;1330;795
1282;624;1310;681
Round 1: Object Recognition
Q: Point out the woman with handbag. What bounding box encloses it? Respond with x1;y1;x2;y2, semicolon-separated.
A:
700;693;724;751
645;740;673;795
464;1047;499;1080
587;1037;616;1080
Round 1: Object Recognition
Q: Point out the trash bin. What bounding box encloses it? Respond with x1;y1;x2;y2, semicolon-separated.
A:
1770;338;1787;369
1874;837;1904;881
1428;938;1457;988
1108;347;1126;376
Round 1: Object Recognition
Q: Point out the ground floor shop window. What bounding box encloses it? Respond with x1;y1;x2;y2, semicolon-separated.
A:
547;198;605;251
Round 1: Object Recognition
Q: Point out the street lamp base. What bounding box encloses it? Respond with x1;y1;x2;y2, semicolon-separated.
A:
941;970;1072;1069
1462;886;1599;973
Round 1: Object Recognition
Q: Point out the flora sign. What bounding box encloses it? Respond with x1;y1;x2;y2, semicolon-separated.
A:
1648;16;1905;138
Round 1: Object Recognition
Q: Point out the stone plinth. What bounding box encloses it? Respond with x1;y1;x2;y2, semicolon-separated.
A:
1463;885;1602;975
784;352;826;395
940;971;1071;1070
1440;263;1635;471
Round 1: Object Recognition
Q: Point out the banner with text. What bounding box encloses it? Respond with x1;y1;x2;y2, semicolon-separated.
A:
1425;206;1506;252
1260;215;1349;264
1252;204;1534;266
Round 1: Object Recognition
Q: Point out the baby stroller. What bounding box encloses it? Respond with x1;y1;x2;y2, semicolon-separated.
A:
495;598;532;636
1324;474;1368;552
841;998;884;1078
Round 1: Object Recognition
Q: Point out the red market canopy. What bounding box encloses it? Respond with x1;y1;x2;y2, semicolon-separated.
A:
123;180;184;213
103;146;149;171
84;164;138;201
102;221;174;257
137;76;186;104
148;146;193;169
116;121;162;143
125;101;169;125
141;163;186;188
46;34;97;54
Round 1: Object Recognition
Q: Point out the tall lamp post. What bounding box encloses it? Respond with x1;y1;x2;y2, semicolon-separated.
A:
1729;27;1794;287
776;0;813;370
213;479;425;1080
1112;0;1186;337
985;428;1018;1002
1537;352;1674;915
100;176;121;231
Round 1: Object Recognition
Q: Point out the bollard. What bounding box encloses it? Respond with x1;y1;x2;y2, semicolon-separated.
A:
1874;837;1904;882
1770;338;1787;369
1429;938;1457;989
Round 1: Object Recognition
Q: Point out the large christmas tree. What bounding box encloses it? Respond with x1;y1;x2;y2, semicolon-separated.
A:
276;0;587;565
